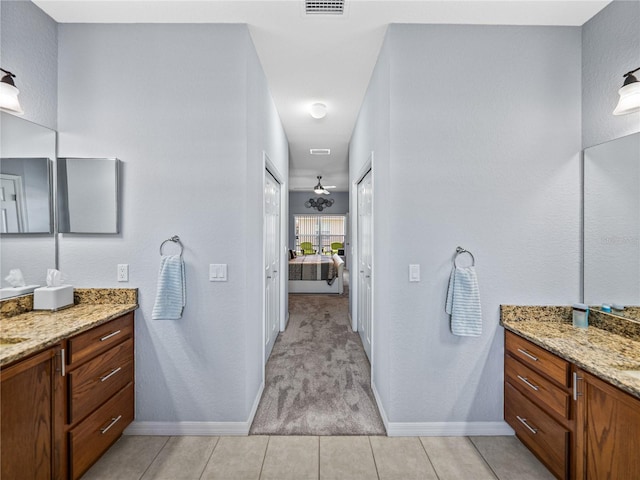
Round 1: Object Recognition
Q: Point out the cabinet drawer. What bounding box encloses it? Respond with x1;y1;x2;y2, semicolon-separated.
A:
68;313;133;366
68;338;134;425
505;354;570;421
505;381;568;480
69;382;133;480
505;331;570;387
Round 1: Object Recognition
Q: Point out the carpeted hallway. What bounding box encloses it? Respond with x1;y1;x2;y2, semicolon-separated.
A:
250;276;385;435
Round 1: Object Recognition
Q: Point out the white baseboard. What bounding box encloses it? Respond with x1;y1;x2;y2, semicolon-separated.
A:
385;421;514;437
125;382;265;437
371;380;514;437
124;421;250;436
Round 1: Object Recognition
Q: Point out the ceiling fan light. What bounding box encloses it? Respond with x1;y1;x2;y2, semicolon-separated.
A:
309;102;327;119
613;76;640;115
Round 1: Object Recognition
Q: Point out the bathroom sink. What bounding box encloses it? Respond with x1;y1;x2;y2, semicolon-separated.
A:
620;370;640;381
0;336;29;346
612;363;640;381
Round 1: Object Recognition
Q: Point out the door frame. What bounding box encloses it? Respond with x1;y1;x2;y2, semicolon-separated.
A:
262;153;287;370
352;153;374;365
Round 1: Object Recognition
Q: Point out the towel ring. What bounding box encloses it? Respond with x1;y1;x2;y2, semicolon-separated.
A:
160;235;184;257
454;246;475;267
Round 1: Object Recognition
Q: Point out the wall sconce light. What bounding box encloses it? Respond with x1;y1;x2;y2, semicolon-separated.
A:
309;102;327;119
305;197;334;211
0;68;24;115
613;67;640;115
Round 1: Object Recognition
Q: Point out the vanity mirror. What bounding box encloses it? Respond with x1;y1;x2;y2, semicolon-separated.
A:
583;132;640;319
57;158;119;234
0;111;56;293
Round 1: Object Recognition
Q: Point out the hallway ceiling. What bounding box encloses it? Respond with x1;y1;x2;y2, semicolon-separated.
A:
35;0;610;192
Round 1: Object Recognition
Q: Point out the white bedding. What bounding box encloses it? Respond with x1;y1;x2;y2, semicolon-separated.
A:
288;254;344;294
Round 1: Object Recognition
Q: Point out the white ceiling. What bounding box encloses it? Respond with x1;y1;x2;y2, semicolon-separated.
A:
34;0;610;192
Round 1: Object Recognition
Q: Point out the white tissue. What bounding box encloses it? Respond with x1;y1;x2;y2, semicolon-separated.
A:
46;269;63;287
5;269;26;287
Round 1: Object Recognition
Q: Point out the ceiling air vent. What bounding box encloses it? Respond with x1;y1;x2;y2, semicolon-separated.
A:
310;148;331;155
305;0;345;15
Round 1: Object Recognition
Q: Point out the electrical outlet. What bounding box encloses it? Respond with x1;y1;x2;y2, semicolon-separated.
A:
117;264;129;282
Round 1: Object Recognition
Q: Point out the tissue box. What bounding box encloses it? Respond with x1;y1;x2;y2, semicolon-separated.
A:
33;285;74;311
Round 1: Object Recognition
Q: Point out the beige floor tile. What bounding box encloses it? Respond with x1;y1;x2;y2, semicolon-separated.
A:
81;435;170;480
469;436;555;480
369;437;437;480
260;436;319;480
140;436;219;480
319;436;378;480
420;437;496;479
200;436;269;480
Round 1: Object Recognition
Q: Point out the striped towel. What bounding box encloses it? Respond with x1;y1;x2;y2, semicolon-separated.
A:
445;266;482;336
152;255;186;320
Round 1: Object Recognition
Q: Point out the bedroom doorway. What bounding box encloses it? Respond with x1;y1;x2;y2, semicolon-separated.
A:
264;166;282;363
356;167;373;362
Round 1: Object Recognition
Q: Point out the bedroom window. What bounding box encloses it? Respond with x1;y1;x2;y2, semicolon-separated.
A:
294;215;346;254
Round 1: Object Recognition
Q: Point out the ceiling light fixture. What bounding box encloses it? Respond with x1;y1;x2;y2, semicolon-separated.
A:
309;102;327;119
613;67;640;115
0;68;24;115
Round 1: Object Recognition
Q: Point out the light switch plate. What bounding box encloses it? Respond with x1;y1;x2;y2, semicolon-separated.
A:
209;264;227;282
409;264;420;282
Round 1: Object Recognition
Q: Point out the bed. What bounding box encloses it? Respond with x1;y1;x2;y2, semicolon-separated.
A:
288;253;344;294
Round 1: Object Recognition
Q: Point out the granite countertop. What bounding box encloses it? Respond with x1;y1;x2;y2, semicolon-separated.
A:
0;289;137;367
501;306;640;400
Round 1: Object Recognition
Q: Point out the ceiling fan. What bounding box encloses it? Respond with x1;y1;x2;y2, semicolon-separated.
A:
293;175;336;195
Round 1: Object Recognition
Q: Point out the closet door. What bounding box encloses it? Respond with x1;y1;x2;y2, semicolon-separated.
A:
357;169;372;361
264;169;281;362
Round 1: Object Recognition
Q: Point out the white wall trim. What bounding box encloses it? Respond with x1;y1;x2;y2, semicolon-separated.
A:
124;421;250;436
385;421;514;437
372;378;513;437
125;382;265;437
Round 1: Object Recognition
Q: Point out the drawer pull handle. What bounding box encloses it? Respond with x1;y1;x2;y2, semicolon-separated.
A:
516;415;538;434
573;372;583;401
100;330;122;342
100;415;122;434
517;348;538;362
100;367;122;382
517;375;539;391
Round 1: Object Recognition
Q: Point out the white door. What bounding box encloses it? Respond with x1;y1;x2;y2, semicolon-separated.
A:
264;170;281;362
357;169;373;361
0;174;26;233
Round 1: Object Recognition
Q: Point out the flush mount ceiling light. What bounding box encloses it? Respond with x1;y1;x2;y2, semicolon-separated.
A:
0;68;24;115
613;67;640;115
309;102;327;119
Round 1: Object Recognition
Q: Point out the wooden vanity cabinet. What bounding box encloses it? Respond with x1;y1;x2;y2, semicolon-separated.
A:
1;345;65;480
574;368;640;480
65;312;135;480
504;331;572;480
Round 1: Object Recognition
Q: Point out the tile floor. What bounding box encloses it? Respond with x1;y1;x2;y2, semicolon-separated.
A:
81;434;555;480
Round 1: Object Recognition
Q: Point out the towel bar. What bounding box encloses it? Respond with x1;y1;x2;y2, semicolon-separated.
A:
454;246;475;267
160;235;184;257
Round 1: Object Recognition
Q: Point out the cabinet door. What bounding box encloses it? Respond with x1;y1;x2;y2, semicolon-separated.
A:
575;368;640;479
1;346;64;479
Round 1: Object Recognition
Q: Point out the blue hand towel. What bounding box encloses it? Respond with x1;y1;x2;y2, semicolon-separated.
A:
446;266;482;336
152;255;186;320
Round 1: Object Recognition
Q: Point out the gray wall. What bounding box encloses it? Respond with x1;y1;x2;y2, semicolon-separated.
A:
350;24;582;424
0;0;57;129
288;191;349;252
57;23;288;423
582;0;640;149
